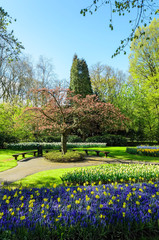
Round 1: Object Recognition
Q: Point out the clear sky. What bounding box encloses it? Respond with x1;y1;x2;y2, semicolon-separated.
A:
1;0;151;82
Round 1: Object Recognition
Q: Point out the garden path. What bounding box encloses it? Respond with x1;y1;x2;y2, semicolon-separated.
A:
0;156;159;187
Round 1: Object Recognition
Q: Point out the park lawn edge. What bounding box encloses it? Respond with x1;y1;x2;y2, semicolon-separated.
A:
10;165;103;188
76;146;159;162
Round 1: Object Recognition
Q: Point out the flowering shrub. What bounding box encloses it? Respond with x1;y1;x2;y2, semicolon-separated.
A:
137;146;159;157
0;182;159;239
61;164;159;185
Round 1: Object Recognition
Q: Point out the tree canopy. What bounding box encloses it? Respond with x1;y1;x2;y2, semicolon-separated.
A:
80;0;159;57
0;7;24;61
70;54;93;98
25;87;127;154
129;18;159;142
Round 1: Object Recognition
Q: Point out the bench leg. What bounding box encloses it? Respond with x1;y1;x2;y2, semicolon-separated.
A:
96;151;100;156
22;154;26;158
84;150;88;155
15;156;18;160
33;152;36;156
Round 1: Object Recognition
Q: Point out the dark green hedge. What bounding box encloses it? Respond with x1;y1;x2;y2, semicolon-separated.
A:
85;134;127;146
68;135;83;143
126;147;138;155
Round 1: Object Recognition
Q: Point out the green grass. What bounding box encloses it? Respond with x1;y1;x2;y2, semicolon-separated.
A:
10;165;99;188
1;146;159;174
75;146;159;162
0;149;38;172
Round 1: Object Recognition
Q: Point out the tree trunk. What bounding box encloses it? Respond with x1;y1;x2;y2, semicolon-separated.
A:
61;132;67;155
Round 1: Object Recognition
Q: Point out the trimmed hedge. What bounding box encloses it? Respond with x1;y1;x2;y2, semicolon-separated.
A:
44;151;86;162
126;147;138;155
86;134;127;146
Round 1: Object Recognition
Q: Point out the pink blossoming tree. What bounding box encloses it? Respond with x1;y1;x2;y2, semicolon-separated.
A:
25;87;127;154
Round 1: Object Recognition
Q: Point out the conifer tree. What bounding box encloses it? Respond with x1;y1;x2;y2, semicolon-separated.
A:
70;54;93;97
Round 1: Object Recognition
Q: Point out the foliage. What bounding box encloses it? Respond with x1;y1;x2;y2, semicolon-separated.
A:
90;63;127;103
0;103;34;148
80;1;159;57
0;54;58;104
86;134;127;146
61;164;159;185
0;7;24;60
129;18;159;143
24;87;127;154
6;142;106;150
0;182;159;239
126;147;138;155
44;151;85;162
68;135;83;143
70;54;93;98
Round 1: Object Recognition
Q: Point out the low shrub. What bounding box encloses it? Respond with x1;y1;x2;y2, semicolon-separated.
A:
44;151;86;162
86;134;127;146
127;141;158;146
126;147;138;155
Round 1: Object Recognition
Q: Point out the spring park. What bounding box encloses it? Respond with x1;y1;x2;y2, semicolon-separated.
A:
0;1;159;240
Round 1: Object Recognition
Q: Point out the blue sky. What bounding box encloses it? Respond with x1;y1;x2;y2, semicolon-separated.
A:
1;0;146;82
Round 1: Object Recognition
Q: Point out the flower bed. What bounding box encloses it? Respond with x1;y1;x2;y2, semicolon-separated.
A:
137;146;159;157
61;164;159;185
126;146;159;157
6;142;106;150
0;182;159;239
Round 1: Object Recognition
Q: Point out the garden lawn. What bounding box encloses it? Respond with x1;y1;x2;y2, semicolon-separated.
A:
76;147;159;162
10;163;159;189
10;165;99;188
0;149;37;172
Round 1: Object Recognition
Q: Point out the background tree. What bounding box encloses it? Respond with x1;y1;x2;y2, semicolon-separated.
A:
0;7;24;61
129;18;159;142
70;54;93;97
25;87;127;154
0;102;34;148
80;0;159;57
90;62;127;103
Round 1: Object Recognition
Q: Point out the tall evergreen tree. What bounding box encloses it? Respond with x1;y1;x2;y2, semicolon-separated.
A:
70;54;93;97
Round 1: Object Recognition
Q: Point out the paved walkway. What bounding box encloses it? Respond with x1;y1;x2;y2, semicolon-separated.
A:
0;156;159;186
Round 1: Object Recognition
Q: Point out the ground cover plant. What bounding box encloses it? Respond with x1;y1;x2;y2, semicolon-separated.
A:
0;181;159;240
61;164;159;185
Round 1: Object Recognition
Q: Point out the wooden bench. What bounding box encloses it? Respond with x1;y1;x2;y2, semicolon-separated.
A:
12;151;38;160
73;149;110;157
